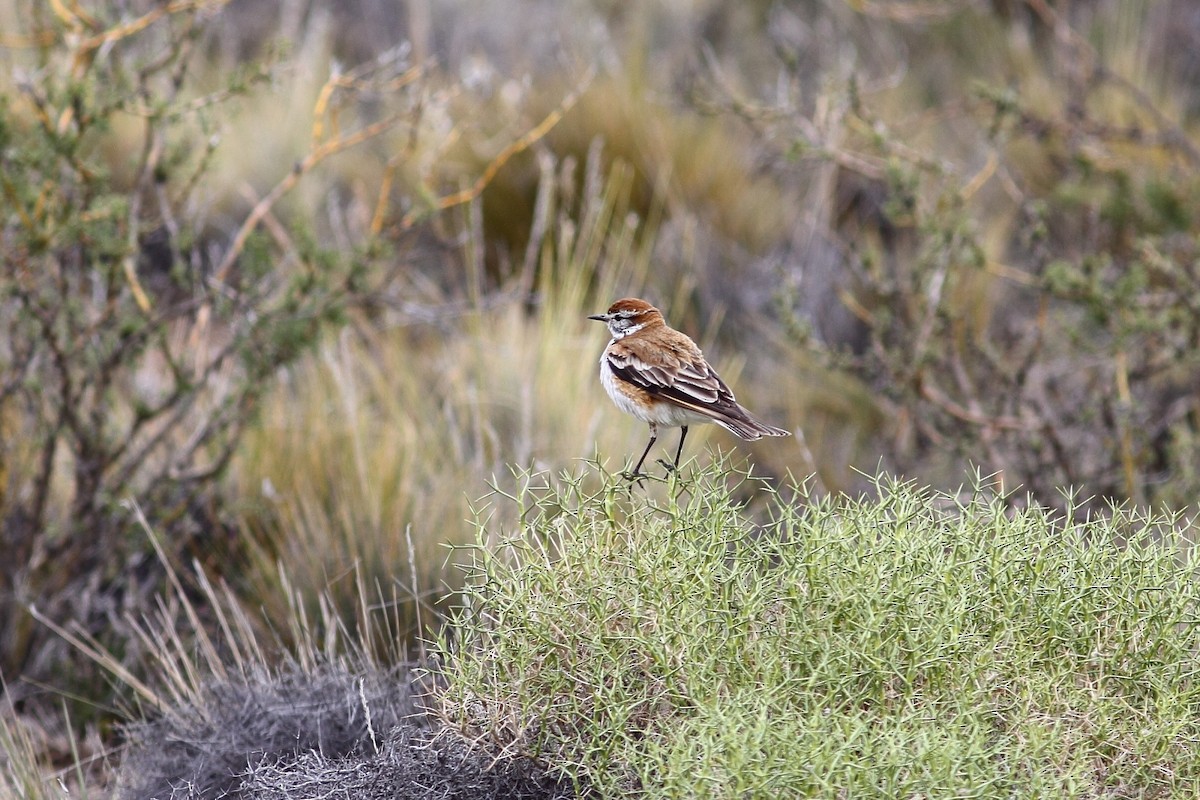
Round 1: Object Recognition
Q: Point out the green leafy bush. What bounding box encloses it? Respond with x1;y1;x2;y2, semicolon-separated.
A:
697;2;1200;511
439;460;1200;797
0;1;394;700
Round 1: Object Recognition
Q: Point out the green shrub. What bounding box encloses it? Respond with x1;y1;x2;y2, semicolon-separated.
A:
0;1;404;703
439;460;1200;797
698;1;1200;512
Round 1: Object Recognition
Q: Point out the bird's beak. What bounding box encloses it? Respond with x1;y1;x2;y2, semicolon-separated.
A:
587;313;607;321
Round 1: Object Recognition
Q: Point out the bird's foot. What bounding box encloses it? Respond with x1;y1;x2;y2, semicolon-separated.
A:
621;470;649;484
656;458;679;474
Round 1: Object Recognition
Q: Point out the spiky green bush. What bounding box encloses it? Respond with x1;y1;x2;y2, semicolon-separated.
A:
439;460;1200;797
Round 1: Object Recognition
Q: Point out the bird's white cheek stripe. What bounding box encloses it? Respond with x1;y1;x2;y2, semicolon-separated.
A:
613;321;646;339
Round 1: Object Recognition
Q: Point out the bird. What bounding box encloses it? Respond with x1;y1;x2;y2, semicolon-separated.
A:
588;297;790;477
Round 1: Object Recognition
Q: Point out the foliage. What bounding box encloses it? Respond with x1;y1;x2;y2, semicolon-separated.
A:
700;1;1200;511
5;0;1200;796
0;0;420;703
439;460;1200;798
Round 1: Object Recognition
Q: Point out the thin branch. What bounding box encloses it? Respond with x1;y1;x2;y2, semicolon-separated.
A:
400;67;596;230
1021;0;1200;167
919;378;1027;431
213;113;406;283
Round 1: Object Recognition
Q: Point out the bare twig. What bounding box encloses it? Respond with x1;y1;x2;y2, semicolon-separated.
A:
399;67;596;230
213;112;407;284
1021;0;1200;167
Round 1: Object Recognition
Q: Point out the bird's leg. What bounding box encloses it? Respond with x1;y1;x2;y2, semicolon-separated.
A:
658;425;688;473
629;423;658;478
673;426;688;468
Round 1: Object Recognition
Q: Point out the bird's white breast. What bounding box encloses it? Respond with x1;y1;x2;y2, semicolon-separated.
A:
599;345;712;428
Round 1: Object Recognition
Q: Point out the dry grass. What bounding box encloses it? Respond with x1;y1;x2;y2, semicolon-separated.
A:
5;0;1200;796
229;152;669;642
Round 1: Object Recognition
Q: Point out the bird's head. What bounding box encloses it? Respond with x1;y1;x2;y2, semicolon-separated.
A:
588;297;664;338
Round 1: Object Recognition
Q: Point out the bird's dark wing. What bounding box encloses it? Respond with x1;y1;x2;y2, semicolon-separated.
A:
606;339;736;414
606;337;790;440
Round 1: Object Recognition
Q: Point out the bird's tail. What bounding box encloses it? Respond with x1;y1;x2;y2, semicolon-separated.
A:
714;407;791;441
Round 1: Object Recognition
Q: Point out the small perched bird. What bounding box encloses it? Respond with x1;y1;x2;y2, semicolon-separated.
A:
589;297;790;477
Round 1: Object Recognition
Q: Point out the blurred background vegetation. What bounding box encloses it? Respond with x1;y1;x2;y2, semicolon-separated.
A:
2;0;1199;790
